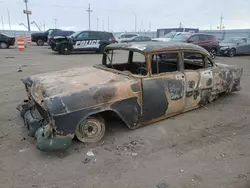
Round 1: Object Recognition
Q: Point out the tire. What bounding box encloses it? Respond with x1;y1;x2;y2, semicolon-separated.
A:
98;44;106;53
209;48;217;59
36;39;44;46
0;42;8;49
75;115;106;143
60;44;72;55
228;48;236;57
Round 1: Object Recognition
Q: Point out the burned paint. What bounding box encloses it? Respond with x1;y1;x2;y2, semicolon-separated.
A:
188;80;195;89
207;78;212;86
141;78;168;121
131;83;140;93
165;79;184;100
111;97;141;129
186;91;193;97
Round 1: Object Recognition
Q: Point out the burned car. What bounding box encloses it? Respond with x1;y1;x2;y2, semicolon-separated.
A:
17;42;243;151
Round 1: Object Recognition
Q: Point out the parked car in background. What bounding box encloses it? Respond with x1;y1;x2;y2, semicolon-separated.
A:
152;32;194;42
17;41;243;151
31;29;61;46
0;33;15;49
115;33;139;43
171;33;219;59
121;36;151;43
47;30;75;46
50;30;117;54
219;37;250;57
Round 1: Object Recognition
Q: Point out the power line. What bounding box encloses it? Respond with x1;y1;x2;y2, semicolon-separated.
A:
86;4;93;31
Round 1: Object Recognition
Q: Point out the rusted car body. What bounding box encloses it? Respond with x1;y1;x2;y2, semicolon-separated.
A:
17;42;243;151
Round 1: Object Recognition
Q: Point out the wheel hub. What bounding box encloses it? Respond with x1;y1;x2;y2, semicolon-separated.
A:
83;122;98;137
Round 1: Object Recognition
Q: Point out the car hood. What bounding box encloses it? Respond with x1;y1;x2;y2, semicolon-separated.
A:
151;38;171;42
219;42;236;48
53;36;68;39
23;67;135;115
31;32;46;36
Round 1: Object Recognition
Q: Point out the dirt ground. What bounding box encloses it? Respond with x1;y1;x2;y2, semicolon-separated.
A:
1;45;250;188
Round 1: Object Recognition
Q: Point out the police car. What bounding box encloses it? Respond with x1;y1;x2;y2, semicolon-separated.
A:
50;30;117;54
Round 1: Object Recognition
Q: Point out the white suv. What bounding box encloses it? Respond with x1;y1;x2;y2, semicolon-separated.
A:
116;33;139;43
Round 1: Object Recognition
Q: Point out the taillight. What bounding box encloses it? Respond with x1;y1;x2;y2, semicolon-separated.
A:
110;36;116;42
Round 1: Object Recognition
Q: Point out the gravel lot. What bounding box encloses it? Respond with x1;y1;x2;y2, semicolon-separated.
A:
1;45;250;188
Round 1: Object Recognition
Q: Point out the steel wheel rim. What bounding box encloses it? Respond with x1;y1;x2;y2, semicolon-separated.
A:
76;118;104;142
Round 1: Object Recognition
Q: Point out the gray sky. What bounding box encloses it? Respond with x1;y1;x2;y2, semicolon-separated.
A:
0;0;250;31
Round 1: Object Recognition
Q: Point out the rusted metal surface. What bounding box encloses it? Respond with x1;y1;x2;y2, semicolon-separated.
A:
106;41;210;55
18;42;243;151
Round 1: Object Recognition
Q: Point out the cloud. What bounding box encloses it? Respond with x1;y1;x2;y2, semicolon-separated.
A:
0;0;249;31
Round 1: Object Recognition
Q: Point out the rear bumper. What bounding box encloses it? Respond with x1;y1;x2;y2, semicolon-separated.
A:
17;100;72;151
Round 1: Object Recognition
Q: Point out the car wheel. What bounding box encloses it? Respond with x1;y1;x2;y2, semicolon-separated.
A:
60;44;72;55
209;48;217;59
36;39;44;46
0;42;8;49
98;44;106;53
228;48;236;57
75;115;106;143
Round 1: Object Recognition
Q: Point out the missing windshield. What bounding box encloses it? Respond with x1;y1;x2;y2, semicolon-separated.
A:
104;50;148;76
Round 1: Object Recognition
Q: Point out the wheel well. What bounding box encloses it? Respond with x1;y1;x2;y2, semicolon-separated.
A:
210;47;217;52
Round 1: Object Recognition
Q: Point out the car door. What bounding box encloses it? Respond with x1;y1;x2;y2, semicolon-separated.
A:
235;38;249;54
141;51;185;122
73;31;100;50
182;51;213;110
198;35;210;51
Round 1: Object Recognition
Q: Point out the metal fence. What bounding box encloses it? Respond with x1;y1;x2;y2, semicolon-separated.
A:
0;30;39;37
2;29;250;40
200;29;250;40
113;31;157;39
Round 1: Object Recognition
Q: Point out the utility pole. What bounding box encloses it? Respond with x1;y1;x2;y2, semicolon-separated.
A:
108;16;109;32
24;0;31;31
1;16;4;30
7;9;11;30
133;12;137;32
96;18;99;31
220;15;224;30
86;4;93;31
149;22;151;31
54;19;57;29
102;20;104;31
43;20;45;31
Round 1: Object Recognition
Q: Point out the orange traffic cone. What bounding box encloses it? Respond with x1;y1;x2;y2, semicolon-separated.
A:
17;37;25;51
26;36;31;44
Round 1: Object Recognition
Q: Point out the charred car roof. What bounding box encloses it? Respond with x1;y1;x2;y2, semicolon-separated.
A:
105;41;210;55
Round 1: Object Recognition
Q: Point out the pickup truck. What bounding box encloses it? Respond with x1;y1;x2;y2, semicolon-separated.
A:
31;29;61;46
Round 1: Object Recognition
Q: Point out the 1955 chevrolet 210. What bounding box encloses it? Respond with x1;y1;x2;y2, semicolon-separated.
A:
17;42;243;151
